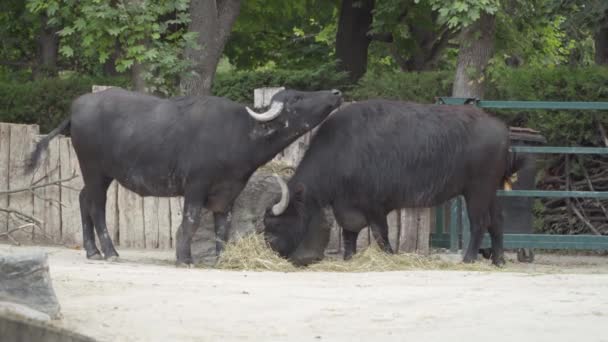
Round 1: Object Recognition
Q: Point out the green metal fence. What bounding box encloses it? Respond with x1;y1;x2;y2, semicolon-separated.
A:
430;97;608;256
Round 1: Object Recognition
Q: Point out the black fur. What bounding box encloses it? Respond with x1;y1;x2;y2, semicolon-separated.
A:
25;87;342;265
264;100;526;266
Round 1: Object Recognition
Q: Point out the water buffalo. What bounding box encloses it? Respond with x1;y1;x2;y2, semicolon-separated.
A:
25;87;343;266
263;99;527;267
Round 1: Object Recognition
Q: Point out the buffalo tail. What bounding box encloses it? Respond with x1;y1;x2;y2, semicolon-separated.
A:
24;117;71;174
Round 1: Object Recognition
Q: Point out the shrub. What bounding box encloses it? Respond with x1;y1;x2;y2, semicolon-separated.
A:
0;75;129;133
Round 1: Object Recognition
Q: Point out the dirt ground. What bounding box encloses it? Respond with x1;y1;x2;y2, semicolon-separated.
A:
2;244;608;342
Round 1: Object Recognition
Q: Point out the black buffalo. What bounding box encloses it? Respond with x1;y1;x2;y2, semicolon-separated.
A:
25;87;342;266
263;100;527;266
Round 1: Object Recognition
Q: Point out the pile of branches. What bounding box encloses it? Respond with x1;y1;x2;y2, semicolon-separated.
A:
536;154;608;235
0;170;77;245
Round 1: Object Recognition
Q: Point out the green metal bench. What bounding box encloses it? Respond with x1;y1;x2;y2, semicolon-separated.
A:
430;97;608;260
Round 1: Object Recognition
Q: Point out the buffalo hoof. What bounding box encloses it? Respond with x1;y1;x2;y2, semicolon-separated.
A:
106;256;120;262
86;251;103;260
462;254;477;264
479;248;493;260
492;258;506;267
516;248;535;263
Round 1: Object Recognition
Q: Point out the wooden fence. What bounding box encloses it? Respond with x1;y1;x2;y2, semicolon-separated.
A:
0;87;432;256
0;121;184;249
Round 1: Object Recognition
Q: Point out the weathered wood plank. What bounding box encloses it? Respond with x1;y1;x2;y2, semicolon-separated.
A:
169;197;184;249
143;197;159;248
31;136;49;243
43;138;62;243
416;207;431;255
106;182;119;244
326;223;342;255
157;198;172;249
324;209;341;255
0;124;10;236
58;136;84;247
117;185;145;248
399;209;419;253
7;124;39;242
397;208;432;254
387;210;400;253
356;227;371;251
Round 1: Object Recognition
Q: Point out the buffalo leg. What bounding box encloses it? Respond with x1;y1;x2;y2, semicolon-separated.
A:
79;188;101;260
213;206;233;255
342;229;358;261
370;215;394;254
487;199;506;266
175;198;204;266
87;177;118;260
462;196;490;263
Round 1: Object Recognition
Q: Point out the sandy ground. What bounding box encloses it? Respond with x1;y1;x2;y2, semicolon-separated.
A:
2;244;608;342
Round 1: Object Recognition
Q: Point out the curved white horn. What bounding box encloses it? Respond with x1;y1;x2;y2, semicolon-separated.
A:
246;101;284;122
272;173;290;215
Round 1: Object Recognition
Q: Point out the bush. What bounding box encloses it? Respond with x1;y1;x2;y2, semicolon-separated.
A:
0;75;129;133
485;66;608;145
213;63;350;104
348;70;454;103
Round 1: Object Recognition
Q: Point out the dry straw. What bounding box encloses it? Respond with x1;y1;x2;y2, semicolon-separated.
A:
216;232;497;273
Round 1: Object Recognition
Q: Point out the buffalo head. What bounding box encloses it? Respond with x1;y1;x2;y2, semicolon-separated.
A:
245;88;342;137
263;174;329;266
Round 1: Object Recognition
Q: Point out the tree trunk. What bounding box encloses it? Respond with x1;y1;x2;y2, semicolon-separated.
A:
595;12;608;65
103;40;121;76
180;0;241;96
452;12;496;98
35;14;58;78
335;0;374;82
131;63;146;92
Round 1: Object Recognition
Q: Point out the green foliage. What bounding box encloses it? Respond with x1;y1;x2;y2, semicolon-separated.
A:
0;1;41;77
0;75;129;133
224;0;339;70
418;0;500;28
349;70;454;103
213;63;349;104
27;0;196;95
486;65;608;145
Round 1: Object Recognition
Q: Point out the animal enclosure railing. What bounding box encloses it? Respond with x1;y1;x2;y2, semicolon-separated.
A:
430;97;608;256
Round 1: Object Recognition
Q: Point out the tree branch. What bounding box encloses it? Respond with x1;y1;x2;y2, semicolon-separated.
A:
0;207;43;226
571;201;602;235
0;173;78;195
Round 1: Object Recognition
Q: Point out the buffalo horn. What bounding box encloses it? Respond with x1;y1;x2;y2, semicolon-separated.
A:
246;101;284;122
272;173;290;215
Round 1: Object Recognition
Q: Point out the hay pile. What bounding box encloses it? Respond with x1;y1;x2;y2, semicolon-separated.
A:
216;233;297;272
216;232;497;272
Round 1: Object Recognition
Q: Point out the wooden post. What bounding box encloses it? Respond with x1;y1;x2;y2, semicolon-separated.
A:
117;185;145;248
7;124;39;242
0;124;10;236
143;197;159;249
169;197;184;249
157;199;172;249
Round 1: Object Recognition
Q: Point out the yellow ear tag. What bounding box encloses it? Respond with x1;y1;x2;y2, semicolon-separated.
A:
503;173;518;191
